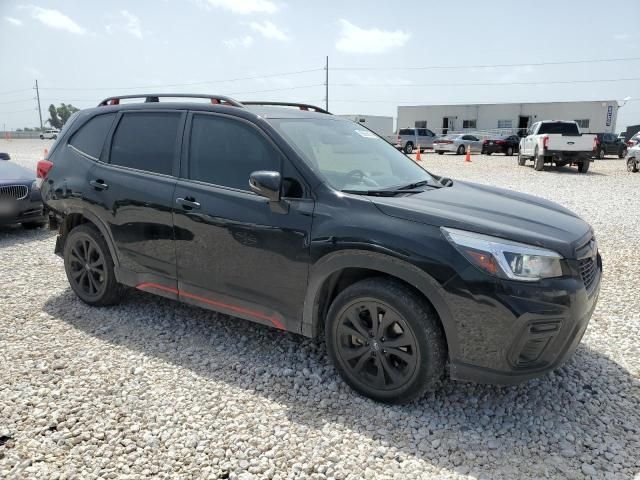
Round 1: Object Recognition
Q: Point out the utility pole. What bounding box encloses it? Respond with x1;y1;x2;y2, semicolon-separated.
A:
324;56;329;112
35;79;43;131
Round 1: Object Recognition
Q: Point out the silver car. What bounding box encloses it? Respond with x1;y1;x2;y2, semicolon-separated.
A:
626;145;640;172
433;134;483;155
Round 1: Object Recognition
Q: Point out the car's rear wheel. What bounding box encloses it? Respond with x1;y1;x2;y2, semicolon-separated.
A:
627;158;638;172
437;151;444;155
456;145;465;155
619;148;627;159
534;147;544;171
578;161;590;173
326;277;446;404
485;151;492;156
404;143;414;154
517;153;526;166
597;148;606;159
506;146;514;156
63;223;123;306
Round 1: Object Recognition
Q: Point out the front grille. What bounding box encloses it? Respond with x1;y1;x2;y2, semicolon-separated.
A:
579;257;598;293
0;185;28;200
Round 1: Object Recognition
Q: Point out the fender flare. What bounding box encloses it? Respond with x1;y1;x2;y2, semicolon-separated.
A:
301;249;458;356
62;206;120;268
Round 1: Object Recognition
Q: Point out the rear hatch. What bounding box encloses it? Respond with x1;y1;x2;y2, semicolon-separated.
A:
540;122;595;152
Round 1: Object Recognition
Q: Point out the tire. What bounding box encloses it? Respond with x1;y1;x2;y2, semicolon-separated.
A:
506;146;514;156
63;223;124;306
597;148;606;160
619;148;627;159
456;145;465;155
326;277;446;404
485;152;492;156
578;161;590;173
22;220;47;229
437;151;444;155
517;153;526;166
534;147;544;171
39;135;44;140
404;143;414;154
627;158;638;173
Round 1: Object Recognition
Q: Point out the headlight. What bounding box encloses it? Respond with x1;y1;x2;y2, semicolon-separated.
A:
441;227;563;281
31;180;40;191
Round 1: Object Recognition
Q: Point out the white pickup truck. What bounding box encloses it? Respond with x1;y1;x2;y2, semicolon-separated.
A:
518;120;596;173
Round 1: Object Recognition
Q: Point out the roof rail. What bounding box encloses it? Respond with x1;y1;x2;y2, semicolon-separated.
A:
97;93;244;107
241;101;331;114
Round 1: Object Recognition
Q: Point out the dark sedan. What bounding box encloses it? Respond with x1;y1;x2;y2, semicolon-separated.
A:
0;160;47;228
482;135;520;156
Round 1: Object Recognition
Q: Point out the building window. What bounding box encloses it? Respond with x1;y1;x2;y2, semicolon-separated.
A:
575;119;590;129
497;120;513;129
463;119;477;129
414;120;427;128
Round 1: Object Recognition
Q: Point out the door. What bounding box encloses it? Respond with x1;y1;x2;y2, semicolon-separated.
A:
518;116;530;137
173;112;314;332
86;110;185;292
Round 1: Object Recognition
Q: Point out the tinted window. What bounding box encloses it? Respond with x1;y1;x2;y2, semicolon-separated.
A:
399;128;413;135
538;122;580;135
69;113;116;159
189;114;280;190
110;112;181;175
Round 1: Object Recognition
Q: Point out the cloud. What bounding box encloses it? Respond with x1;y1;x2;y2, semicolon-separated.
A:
248;20;289;41
223;35;254;48
24;5;86;35
205;0;278;14
120;10;143;39
4;17;23;26
336;19;410;54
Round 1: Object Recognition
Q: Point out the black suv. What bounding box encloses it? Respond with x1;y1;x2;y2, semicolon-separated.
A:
41;94;602;403
593;132;627;159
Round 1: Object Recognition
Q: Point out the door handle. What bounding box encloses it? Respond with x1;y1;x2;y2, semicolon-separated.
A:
89;179;108;190
176;197;201;210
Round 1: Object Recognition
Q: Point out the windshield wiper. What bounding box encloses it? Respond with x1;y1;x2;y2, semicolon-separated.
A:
396;180;443;190
341;189;422;197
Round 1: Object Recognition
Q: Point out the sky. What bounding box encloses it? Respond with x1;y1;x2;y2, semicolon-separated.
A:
1;0;639;131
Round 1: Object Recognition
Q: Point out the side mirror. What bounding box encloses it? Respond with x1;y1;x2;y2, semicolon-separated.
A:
249;171;281;202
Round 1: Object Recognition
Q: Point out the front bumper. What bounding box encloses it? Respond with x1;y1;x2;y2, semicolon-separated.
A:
0;198;45;226
444;254;602;384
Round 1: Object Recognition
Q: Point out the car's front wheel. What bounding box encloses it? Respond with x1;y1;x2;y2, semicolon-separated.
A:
597;148;606;159
627;158;638;173
63;223;124;306
517;153;526;166
619;148;627;159
506;146;514;156
578;161;590;173
326;277;446;404
404;143;414;154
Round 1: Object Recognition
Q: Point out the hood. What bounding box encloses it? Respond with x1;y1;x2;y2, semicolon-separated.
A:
372;180;591;259
0;161;35;183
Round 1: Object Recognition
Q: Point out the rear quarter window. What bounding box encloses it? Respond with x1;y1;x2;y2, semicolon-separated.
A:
69;113;116;159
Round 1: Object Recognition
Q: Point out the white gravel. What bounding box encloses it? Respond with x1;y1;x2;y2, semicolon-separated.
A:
1;139;639;479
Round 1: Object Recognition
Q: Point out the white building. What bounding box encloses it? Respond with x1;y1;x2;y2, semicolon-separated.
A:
338;114;394;137
397;100;618;136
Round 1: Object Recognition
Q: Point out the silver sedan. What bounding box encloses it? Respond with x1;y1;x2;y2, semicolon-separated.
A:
433;134;483;155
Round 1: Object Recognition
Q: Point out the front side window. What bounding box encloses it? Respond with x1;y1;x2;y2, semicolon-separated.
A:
269;117;435;192
69;113;116;159
110;112;181;175
189;114;280;190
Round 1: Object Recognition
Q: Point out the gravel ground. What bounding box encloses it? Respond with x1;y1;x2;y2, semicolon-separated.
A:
1;139;639;480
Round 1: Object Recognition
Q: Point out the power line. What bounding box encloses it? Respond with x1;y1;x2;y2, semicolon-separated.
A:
332;56;640;71
38;68;324;92
0;98;34;105
0;107;37;114
0;88;34;96
333;77;640;88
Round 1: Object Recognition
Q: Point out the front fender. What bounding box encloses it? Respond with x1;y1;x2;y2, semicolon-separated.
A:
301;249;459;360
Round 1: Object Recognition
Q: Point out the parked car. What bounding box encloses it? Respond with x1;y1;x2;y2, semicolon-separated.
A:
40;128;60;140
0;152;10;161
481;135;520;156
518;120;596;172
593;133;627;159
386;128;437;154
627;132;640;148
41;94;601;404
626;145;640;172
433;134;483;155
0;160;47;228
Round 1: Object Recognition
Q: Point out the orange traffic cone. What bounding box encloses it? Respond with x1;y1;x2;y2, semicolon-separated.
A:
415;145;421;162
465;145;472;162
44;148;48;158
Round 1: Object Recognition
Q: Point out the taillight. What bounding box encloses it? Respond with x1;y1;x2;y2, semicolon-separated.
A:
543;136;549;150
495;140;505;145
592;137;598;150
483;139;488;144
37;160;53;179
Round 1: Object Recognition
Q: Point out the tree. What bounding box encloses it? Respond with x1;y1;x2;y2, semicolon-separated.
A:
47;103;79;129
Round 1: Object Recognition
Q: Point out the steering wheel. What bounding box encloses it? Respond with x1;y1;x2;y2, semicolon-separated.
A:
344;169;380;187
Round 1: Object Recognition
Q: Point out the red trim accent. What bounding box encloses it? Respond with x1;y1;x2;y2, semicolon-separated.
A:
136;282;285;330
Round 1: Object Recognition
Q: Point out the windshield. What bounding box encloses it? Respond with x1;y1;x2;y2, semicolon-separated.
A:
269;117;435;191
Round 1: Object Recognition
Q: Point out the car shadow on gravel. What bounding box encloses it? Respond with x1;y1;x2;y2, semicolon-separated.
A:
44;289;640;478
525;165;607;176
0;225;54;247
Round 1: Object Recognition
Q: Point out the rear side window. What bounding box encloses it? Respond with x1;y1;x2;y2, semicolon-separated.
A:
399;128;413;135
69;113;116;159
188;114;280;190
110;112;181;175
537;122;580;135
